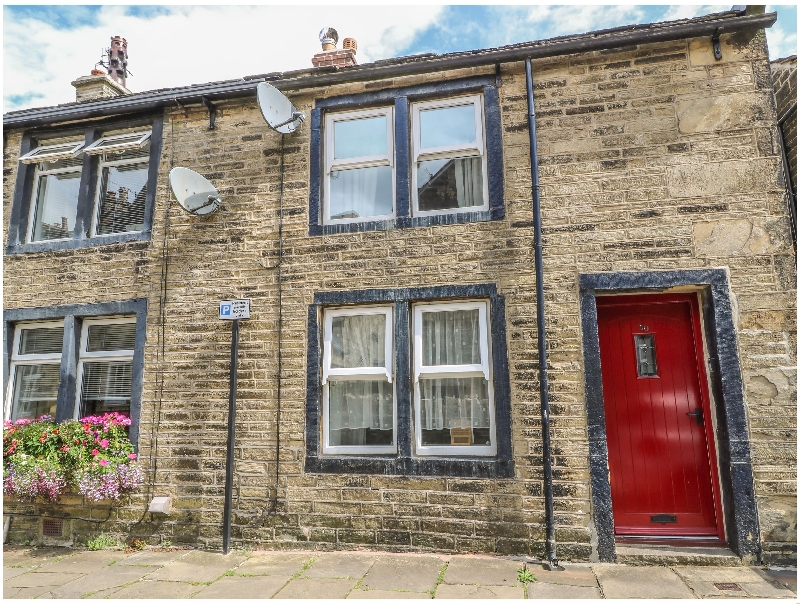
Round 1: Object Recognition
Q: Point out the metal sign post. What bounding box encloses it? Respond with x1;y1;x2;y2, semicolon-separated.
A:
219;299;250;555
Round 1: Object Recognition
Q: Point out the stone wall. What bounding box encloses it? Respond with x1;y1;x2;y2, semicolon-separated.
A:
3;29;796;563
771;56;797;202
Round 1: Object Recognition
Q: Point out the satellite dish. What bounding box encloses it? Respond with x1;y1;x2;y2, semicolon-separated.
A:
257;82;305;134
169;167;222;216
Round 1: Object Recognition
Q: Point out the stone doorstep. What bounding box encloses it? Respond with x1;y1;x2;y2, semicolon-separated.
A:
615;543;743;567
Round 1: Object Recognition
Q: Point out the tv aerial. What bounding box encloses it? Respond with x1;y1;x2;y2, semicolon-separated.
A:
169;167;222;216
257;82;305;134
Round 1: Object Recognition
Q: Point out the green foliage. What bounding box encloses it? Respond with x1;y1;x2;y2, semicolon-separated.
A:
162;540;172;547
518;567;537;584
87;533;118;551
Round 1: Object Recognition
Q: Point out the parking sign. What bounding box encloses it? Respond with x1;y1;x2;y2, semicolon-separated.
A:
219;299;250;320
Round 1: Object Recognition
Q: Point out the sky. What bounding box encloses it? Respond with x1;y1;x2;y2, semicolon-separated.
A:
3;4;798;113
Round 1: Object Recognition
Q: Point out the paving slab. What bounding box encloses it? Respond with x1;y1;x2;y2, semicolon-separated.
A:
593;566;695;598
119;549;189;566
348;589;431;599
40;563;155;599
3;585;23;599
30;549;123;574
763;568;797;593
237;552;315;576
147;550;248;583
361;555;445;593
1;547;73;569
682;580;741;598
192;575;292;599
673;566;776;583
527;582;603;599
533;565;598;587
435;584;524;598
4;571;83;589
739;580;794;598
107;579;203;599
442;557;521;586
275;577;357;599
3;567;30;581
5;585;57;599
302;553;375;579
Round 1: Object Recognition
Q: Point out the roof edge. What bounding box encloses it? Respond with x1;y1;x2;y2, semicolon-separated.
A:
4;11;776;129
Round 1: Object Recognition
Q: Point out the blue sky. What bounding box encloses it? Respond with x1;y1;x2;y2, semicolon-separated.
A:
4;5;797;112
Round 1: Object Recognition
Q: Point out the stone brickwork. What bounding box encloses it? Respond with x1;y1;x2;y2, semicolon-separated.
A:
3;27;796;565
771;56;797;199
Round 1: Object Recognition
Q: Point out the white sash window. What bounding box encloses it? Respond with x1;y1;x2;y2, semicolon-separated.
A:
6;322;65;420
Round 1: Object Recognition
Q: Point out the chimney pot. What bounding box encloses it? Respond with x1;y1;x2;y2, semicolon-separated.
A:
342;38;357;55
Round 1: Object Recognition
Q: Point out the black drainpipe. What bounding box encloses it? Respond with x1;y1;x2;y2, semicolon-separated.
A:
525;57;561;571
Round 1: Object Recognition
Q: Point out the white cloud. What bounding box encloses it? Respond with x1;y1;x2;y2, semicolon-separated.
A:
4;5;445;112
525;5;647;38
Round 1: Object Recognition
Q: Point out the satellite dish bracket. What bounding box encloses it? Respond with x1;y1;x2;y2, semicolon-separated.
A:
202;96;217;130
272;111;306;129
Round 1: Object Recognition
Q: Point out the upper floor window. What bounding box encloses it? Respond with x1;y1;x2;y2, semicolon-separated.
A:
7;118;162;255
309;76;503;235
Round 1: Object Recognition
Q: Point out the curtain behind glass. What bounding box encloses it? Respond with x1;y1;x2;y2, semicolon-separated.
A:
329;165;392;219
419;377;490;432
80;361;132;416
417;157;482;211
421;309;480;366
328;380;393;446
96;161;148;235
331;314;386;369
19;327;64;355
11;364;61;420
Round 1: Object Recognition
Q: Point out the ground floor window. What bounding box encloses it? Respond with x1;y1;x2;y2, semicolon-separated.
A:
3;299;146;445
306;285;512;477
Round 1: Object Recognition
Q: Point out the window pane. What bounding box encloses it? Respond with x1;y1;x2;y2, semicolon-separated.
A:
419;377;490;446
19;326;64;355
331;314;386;369
334;116;387;159
634;334;658;377
329;380;393;446
420;104;476;149
417;156;483;212
87;323;136;352
11;364;60;420
329;165;392;220
31;170;81;241
80;361;132;416
421;308;481;366
96;161;148;235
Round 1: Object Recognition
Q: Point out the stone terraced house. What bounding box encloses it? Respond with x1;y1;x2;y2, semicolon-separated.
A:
3;8;796;566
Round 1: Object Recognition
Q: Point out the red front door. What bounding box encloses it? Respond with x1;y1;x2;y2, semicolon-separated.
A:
596;293;724;539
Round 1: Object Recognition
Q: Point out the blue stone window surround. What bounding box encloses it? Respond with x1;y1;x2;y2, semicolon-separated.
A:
309;75;504;236
6;115;163;255
305;284;514;478
3;299;147;447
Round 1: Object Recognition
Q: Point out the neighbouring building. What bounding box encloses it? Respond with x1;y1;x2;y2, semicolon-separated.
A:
3;8;796;566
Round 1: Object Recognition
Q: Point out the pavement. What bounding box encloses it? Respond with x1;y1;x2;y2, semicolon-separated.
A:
2;545;796;599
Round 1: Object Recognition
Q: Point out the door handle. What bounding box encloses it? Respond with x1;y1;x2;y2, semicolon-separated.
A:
687;407;704;426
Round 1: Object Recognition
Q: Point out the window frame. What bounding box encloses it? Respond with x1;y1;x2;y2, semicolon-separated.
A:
3;299;147;446
90;148;151;238
76;316;137;419
323;107;396;225
412;300;496;457
7;116;163;255
410;95;490;217
308;75;504;236
83;131;151;156
305;285;513;477
322;305;396;455
18;140;85;164
26;157;85;243
5;320;65;420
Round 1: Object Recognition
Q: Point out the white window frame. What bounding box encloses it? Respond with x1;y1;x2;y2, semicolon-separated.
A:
412;300;496;457
26;159;84;243
90;151;151;237
75;316;136;419
411;95;489;217
323;107;395;225
5;320;65;420
83;131;151;156
322;306;396;455
19;141;85;164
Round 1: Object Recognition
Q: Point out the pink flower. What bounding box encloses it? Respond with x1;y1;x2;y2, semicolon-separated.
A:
128;453;137;460
100;439;109;448
92;449;99;456
99;459;108;466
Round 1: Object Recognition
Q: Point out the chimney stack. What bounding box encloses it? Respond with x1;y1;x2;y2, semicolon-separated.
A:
71;36;131;102
312;27;357;69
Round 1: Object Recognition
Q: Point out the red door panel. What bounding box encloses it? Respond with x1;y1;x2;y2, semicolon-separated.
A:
597;294;723;539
